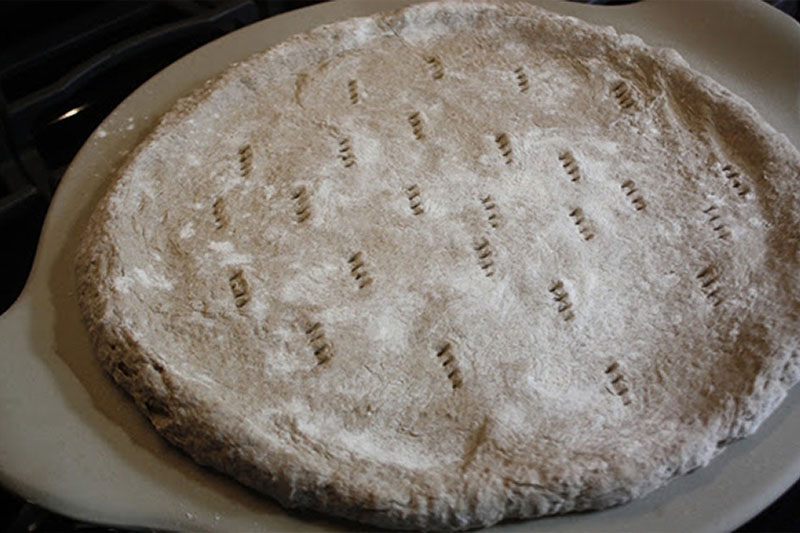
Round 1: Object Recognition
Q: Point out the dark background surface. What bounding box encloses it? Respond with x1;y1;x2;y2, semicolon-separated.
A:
1;1;799;531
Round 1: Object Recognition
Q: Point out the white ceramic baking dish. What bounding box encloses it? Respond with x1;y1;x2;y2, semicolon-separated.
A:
1;1;799;531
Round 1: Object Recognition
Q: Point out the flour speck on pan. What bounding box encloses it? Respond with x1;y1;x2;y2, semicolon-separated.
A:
75;1;800;530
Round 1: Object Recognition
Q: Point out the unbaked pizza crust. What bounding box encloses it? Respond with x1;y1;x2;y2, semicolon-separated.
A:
75;1;800;530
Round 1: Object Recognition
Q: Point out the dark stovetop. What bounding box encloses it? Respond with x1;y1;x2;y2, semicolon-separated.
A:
0;1;798;532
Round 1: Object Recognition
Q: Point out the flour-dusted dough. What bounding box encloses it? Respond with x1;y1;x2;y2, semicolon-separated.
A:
75;1;800;529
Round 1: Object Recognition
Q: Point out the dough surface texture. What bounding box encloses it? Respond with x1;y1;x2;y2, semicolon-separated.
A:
76;1;800;529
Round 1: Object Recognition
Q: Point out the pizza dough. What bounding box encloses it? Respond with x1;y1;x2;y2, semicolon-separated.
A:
75;1;800;530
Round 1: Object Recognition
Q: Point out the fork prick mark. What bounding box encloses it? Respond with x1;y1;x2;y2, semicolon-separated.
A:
305;322;333;364
495;133;513;165
212;197;227;230
481;195;500;228
338;137;356;168
621;180;646;211
513;66;529;93
348;251;373;289
238;145;253;178
721;164;750;198
703;205;730;240
473;237;495;277
605;361;632;405
424;55;444;80
348;79;359;104
228;270;250;308
558;151;581;182
436;343;463;389
406;184;424;215
569;207;595;241
696;265;723;307
408;112;424;140
549;281;575;321
612;80;635;110
292;186;311;223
